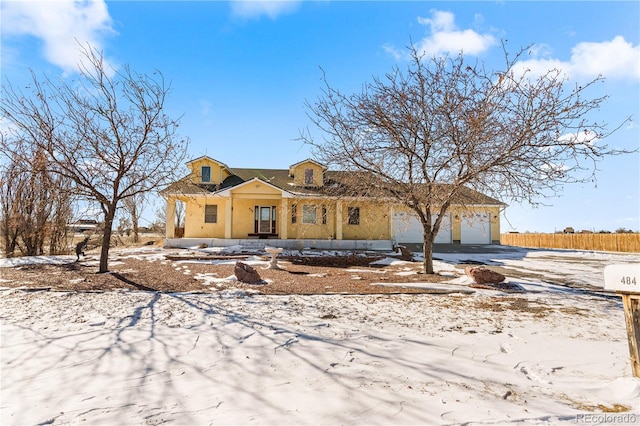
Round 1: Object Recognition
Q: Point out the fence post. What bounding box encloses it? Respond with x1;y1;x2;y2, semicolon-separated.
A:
621;294;640;377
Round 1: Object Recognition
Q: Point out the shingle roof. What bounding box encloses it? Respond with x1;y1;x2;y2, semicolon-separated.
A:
162;165;506;206
229;168;323;195
159;177;215;195
185;155;229;169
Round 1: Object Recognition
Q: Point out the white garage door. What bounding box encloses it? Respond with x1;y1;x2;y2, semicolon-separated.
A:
393;212;451;244
460;213;491;244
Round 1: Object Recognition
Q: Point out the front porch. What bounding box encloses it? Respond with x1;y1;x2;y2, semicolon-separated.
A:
247;233;279;239
163;238;394;251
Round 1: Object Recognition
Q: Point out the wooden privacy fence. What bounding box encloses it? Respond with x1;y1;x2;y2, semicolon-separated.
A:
500;233;640;253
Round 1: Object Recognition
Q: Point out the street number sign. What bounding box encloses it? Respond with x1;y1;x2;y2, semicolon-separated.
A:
604;264;640;378
604;264;640;293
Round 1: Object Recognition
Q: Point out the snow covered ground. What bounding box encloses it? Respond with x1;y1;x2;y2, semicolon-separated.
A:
2;246;640;425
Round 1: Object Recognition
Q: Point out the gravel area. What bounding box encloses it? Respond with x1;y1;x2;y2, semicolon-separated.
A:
0;250;455;295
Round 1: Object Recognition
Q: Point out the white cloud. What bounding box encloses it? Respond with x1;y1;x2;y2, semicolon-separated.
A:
230;0;300;20
0;115;20;139
417;10;455;32
382;43;402;60
514;36;640;81
527;43;553;58
199;100;213;117
570;36;640;79
414;10;496;57
558;130;598;146
511;57;569;81
1;0;115;73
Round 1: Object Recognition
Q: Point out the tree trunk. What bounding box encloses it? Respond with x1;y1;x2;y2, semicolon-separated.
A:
23;233;39;256
423;229;435;274
2;222;19;257
6;237;18;257
132;207;139;244
99;204;116;273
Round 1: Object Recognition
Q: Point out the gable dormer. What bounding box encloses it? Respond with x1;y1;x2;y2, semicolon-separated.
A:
289;159;327;187
186;156;233;185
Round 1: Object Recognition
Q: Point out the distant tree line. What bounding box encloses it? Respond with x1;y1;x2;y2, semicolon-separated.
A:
562;228;638;234
0;146;74;257
510;228;639;234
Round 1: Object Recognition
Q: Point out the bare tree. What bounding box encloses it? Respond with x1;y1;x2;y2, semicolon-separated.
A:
175;199;186;229
0;161;22;256
0;143;74;257
153;201;167;234
48;190;74;255
1;45;188;272
117;216;132;237
122;191;145;243
14;150;54;256
301;43;632;274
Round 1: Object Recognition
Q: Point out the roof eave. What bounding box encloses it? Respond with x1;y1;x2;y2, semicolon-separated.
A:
216;177;296;198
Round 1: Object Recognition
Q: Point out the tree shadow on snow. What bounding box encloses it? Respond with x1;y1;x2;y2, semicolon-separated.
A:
0;288;569;425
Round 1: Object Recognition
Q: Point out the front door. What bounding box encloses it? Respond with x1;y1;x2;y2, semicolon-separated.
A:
259;206;272;233
255;205;276;234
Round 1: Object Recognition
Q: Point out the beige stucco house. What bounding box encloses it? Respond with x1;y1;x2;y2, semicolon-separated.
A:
161;156;505;250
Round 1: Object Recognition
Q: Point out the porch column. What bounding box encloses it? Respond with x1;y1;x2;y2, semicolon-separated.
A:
389;205;395;241
280;198;288;239
166;197;176;238
335;200;343;240
224;199;232;238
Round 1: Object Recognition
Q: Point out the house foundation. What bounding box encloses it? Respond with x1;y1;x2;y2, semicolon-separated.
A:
163;238;394;251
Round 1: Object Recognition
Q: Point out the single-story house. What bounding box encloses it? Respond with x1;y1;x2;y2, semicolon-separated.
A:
161;156;506;250
67;219;99;234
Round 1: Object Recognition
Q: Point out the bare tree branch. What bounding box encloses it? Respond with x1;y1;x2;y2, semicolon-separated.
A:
1;44;189;272
300;42;633;273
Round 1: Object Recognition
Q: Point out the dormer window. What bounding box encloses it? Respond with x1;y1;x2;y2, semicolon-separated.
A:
304;168;314;186
201;166;211;183
289;159;326;187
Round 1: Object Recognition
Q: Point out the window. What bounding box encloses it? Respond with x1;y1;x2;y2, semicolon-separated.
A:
291;203;297;224
201;166;211;183
321;205;327;225
204;204;217;223
304;168;314;185
302;204;317;224
348;207;360;225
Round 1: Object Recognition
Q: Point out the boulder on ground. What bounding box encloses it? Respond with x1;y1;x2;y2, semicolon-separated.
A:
234;261;262;284
464;266;506;284
397;245;413;261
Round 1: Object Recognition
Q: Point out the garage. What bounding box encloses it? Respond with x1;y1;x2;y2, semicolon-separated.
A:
460;213;491;244
393;212;451;244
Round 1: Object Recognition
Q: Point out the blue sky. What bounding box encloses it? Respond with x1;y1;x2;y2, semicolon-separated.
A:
2;1;639;233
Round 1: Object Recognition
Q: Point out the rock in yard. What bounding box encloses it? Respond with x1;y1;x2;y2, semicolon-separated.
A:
465;266;506;284
234;261;263;284
397;245;413;261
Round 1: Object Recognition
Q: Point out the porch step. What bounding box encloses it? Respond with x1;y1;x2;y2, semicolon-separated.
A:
241;240;268;251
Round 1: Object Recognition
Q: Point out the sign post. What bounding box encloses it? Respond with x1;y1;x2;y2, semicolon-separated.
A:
604;264;640;378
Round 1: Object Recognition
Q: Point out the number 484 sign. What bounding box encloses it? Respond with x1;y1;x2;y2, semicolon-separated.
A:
604;264;640;293
604;264;640;378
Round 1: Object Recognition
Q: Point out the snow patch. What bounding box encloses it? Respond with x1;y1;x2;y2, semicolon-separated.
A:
370;257;410;266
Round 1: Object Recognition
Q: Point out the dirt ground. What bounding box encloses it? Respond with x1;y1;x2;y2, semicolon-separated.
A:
0;248;468;295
